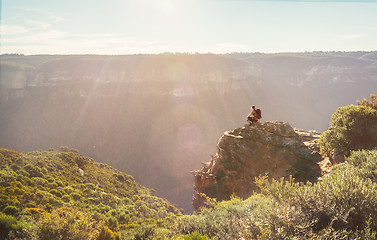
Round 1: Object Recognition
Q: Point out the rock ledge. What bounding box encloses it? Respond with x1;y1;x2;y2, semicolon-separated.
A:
192;121;323;210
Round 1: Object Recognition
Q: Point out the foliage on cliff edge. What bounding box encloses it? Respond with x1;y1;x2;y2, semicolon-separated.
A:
175;150;377;239
317;95;377;159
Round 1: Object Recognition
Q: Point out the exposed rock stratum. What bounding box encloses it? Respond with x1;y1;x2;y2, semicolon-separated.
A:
192;121;324;210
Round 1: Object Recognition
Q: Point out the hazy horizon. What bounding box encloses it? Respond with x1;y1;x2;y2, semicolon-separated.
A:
2;50;377;56
1;0;377;55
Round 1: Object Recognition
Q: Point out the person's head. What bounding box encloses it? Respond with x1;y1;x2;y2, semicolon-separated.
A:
251;105;255;109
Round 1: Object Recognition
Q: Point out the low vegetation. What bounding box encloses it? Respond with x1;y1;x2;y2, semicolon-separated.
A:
4;149;377;239
173;150;377;239
1;95;377;239
0;147;183;239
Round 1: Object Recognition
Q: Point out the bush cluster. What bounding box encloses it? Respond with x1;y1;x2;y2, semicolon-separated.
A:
0;147;183;239
317;104;377;159
173;150;377;239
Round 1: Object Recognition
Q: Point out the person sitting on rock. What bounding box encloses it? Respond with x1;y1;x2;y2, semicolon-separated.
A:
247;105;262;124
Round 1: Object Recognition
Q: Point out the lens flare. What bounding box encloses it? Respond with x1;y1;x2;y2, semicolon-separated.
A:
172;83;194;106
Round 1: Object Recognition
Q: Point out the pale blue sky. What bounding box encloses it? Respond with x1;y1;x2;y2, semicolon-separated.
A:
1;0;377;54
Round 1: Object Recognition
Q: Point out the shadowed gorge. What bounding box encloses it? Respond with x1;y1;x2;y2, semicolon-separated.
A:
1;88;377;239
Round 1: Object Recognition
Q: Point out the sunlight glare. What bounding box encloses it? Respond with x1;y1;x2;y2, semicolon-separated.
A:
172;83;195;106
177;123;202;149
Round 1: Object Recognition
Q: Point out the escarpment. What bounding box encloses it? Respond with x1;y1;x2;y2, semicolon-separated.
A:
192;121;324;210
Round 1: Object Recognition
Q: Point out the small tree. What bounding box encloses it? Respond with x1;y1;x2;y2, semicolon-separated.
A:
357;94;377;110
318;105;377;159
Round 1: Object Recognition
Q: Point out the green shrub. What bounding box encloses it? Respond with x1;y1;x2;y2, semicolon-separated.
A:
129;223;156;240
357;94;377;110
16;169;30;177
49;189;62;197
115;174;125;182
175;195;267;239
54;179;64;187
98;226;117;240
97;203;111;214
70;192;82;201
85;183;96;190
45;203;53;213
35;207;100;240
172;231;209;240
24;164;44;178
93;212;105;222
75;156;87;168
0;212;24;240
346;150;377;182
10;164;20;171
59;146;79;153
63;186;74;194
118;213;130;224
31;177;48;187
0;148;22;163
46;177;54;183
107;216;119;229
0;168;17;183
3;205;20;216
318;105;377;158
22;207;45;216
16;174;32;185
250;151;377;238
61;195;70;203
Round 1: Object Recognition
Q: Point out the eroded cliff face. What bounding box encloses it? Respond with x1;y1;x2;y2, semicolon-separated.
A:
192;121;323;210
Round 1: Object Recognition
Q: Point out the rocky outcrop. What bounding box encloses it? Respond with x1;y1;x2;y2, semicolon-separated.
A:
192;121;323;210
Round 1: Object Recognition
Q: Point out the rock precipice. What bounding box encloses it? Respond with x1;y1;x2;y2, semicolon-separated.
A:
192;121;323;210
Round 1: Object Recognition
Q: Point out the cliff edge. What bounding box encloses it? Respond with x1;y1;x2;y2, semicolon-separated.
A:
192;121;324;210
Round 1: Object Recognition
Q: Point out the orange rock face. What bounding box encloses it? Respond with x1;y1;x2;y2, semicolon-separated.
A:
192;121;323;210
